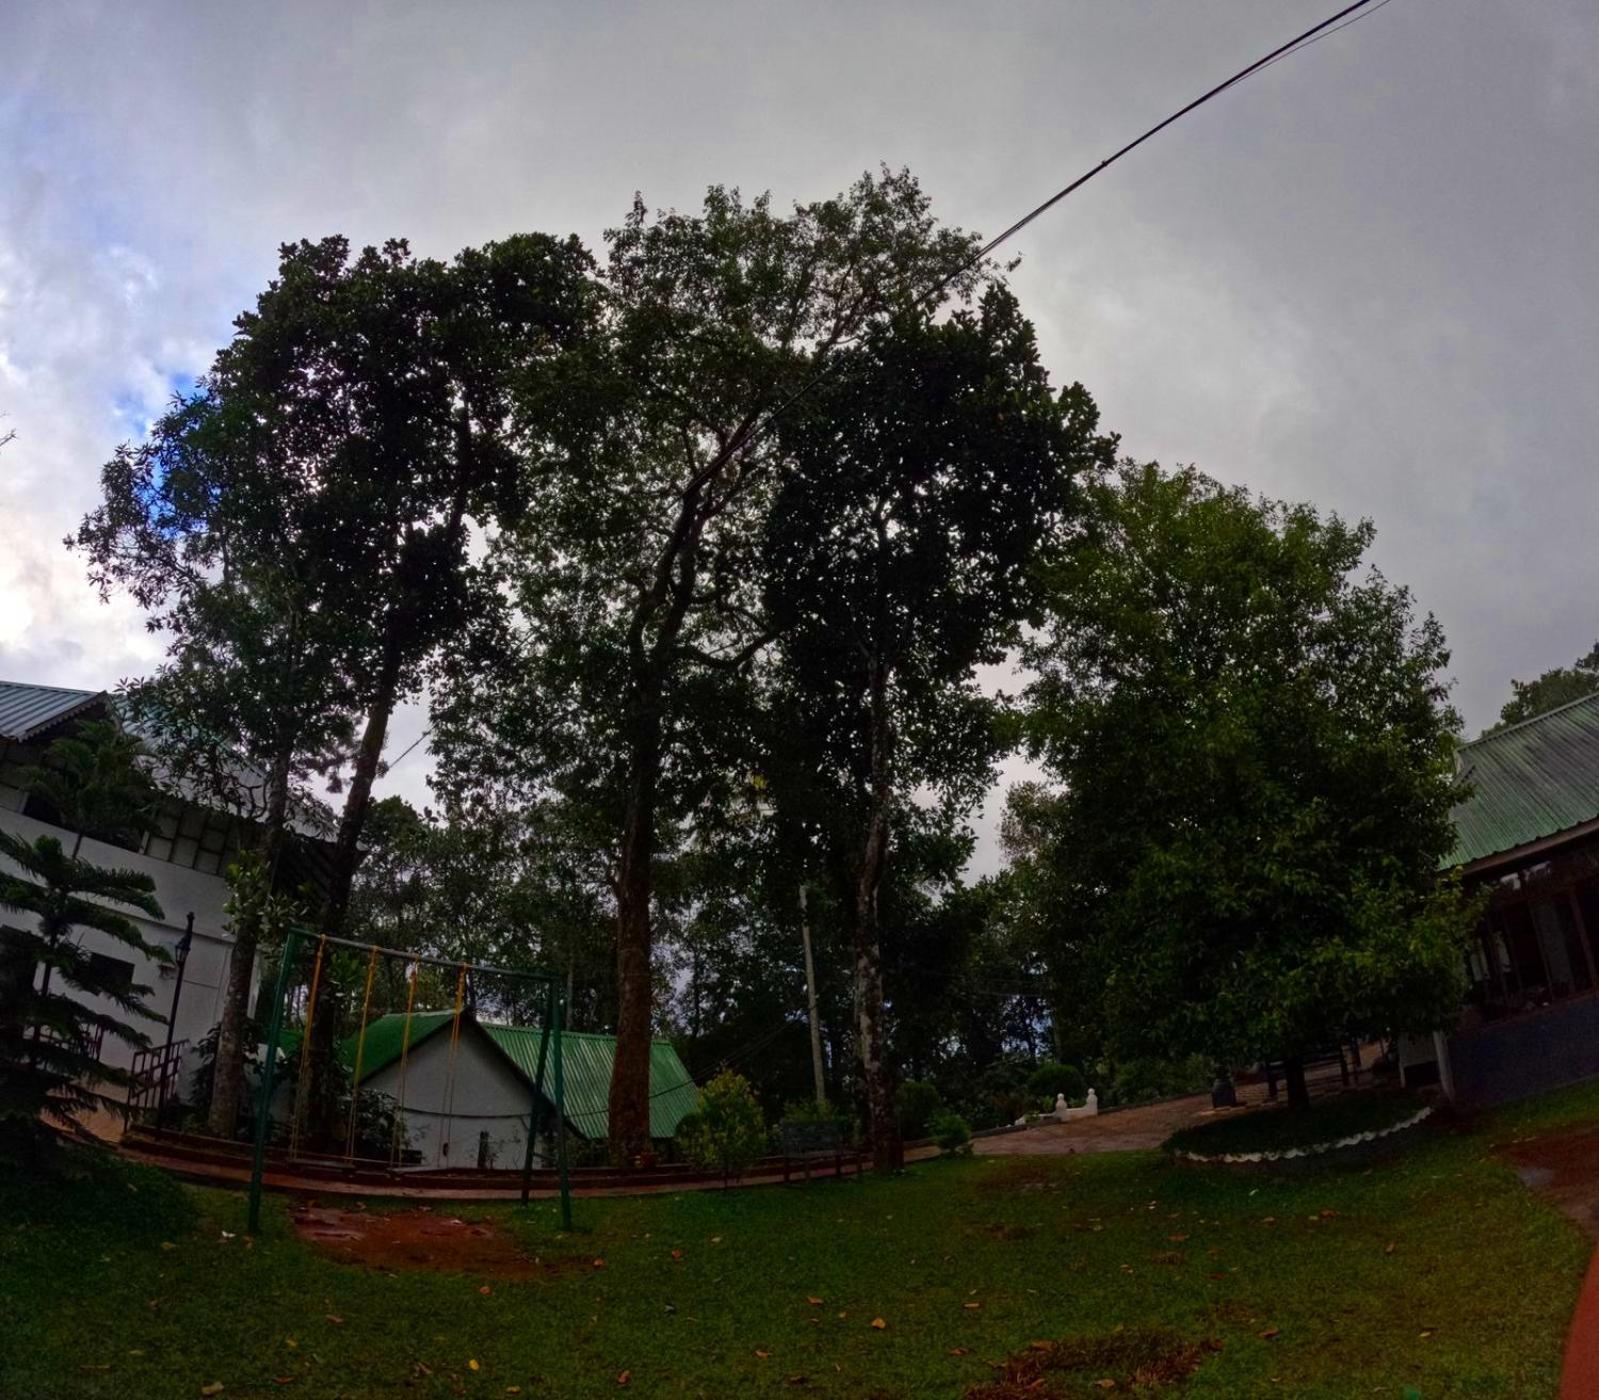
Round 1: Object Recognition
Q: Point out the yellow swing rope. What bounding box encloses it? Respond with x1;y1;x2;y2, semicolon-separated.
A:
390;960;420;1165
343;945;380;1161
439;963;467;1167
288;934;328;1160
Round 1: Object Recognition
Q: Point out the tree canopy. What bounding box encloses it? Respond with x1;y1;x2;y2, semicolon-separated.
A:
1485;642;1599;735
1017;463;1475;1106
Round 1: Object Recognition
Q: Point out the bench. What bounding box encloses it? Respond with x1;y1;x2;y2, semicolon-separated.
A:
1262;1040;1363;1099
779;1119;860;1182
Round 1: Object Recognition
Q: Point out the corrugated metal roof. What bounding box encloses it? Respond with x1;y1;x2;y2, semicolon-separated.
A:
343;1011;698;1140
1448;692;1599;868
0;680;107;742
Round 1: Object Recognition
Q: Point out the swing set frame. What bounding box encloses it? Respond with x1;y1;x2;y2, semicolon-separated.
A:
247;926;573;1233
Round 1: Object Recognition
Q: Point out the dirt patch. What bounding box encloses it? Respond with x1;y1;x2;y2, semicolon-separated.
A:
1496;1124;1599;1239
963;1328;1218;1397
291;1203;563;1278
971;1221;1040;1241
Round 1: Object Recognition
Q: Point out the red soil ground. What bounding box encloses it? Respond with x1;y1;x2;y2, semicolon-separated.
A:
290;1202;569;1278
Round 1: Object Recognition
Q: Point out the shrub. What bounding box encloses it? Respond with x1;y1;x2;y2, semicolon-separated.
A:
930;1110;972;1155
678;1070;767;1183
1110;1053;1213;1106
1025;1061;1086;1107
897;1080;942;1139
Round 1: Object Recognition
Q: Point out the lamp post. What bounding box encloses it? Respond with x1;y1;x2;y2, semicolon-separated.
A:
156;914;194;1132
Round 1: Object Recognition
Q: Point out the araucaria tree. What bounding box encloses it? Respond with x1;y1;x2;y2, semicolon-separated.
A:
1022;463;1474;1108
763;293;1114;1168
443;172;985;1162
0;724;166;1160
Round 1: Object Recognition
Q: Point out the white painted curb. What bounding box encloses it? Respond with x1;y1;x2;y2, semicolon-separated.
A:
1171;1106;1433;1165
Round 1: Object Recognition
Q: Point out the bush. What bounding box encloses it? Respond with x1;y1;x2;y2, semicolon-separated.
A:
930;1110;971;1155
678;1070;767;1183
1025;1061;1086;1107
897;1080;942;1139
1109;1053;1213;1106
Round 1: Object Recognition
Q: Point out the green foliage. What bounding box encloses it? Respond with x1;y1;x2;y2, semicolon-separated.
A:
1107;1055;1212;1107
677;1070;767;1182
1020;463;1478;1075
16;718;160;853
929;1109;972;1154
1486;641;1599;734
896;1079;942;1139
0;725;167;1159
1025;1061;1086;1106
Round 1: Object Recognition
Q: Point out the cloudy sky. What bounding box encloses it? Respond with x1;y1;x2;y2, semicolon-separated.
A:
4;0;1597;866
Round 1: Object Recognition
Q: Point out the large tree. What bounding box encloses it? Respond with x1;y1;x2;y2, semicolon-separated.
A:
76;233;596;1140
440;171;983;1161
761;291;1115;1167
1022;463;1475;1108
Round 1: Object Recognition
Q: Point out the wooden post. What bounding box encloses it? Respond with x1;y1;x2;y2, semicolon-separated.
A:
799;884;826;1107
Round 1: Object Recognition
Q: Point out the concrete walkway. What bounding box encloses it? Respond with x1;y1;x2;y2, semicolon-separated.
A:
970;1086;1275;1157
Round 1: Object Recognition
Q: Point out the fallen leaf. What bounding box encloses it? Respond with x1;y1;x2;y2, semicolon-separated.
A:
592;1258;606;1269
670;1249;683;1260
413;1362;433;1377
1029;1340;1055;1352
285;1339;298;1350
479;1286;492;1296
948;1347;970;1357
271;1375;297;1386
1168;1233;1189;1243
325;1315;344;1326
80;1365;110;1373
806;1296;823;1306
469;1360;481;1372
1319;1208;1338;1219
837;1311;848;1319
1384;1242;1397;1255
784;1375;809;1387
127;1350;145;1358
160;1242;177;1252
1261;1217;1276;1226
1419;1330;1434;1340
1094;1382;1117;1392
506;1390;522;1396
200;1385;225;1397
1258;1327;1280;1341
870;1318;887;1330
617;1371;631;1387
962;1301;982;1311
710;1236;722;1244
755;1349;771;1359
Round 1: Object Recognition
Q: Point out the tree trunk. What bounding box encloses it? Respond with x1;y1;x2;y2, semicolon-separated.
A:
207;742;293;1140
608;678;661;1166
1283;1055;1310;1111
854;659;899;1174
301;630;404;1147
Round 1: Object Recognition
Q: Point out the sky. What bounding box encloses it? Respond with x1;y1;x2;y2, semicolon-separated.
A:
3;0;1597;874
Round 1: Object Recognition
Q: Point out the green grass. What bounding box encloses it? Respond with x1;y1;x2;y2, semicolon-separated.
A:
1;1089;1591;1399
1164;1090;1429;1158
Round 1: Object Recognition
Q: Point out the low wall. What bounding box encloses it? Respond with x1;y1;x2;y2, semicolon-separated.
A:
1446;993;1599;1106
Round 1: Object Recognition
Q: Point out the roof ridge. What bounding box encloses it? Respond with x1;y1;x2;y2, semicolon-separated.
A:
0;679;104;697
1464;689;1599;749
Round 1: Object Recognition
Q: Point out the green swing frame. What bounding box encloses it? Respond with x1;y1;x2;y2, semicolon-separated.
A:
246;926;572;1232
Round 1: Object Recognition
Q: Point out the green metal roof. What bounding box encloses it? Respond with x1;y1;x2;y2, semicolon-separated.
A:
336;1012;698;1140
1447;692;1599;868
0;680;107;742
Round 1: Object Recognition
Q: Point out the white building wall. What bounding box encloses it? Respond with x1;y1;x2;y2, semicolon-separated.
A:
363;1025;551;1170
0;805;243;1081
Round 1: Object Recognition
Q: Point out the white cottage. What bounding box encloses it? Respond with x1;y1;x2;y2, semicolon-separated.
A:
326;1010;700;1169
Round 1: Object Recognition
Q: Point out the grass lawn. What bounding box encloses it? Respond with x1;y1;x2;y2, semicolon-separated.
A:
1164;1090;1429;1158
2;1089;1593;1400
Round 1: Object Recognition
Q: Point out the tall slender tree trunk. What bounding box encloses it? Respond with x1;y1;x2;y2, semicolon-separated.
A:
854;658;899;1174
1283;1055;1310;1111
608;676;662;1165
207;741;293;1139
301;629;405;1147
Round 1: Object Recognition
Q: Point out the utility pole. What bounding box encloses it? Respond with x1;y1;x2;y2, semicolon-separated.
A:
798;884;826;1107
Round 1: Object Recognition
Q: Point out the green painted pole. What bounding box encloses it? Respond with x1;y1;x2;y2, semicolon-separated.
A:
553;990;571;1231
519;985;553;1206
247;928;301;1236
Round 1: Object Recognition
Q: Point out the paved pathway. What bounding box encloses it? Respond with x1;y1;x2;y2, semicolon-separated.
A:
970;1085;1275;1157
